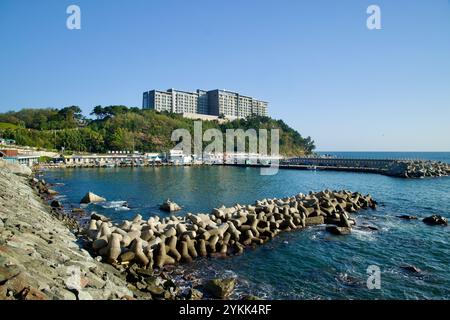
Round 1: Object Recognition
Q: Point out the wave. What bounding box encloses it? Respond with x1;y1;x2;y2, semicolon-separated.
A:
351;228;377;242
101;200;129;209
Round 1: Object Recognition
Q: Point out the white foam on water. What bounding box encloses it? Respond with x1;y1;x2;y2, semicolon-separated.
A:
351;228;377;242
101;200;128;209
114;206;130;211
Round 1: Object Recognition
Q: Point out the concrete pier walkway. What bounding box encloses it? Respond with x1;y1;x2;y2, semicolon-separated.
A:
223;157;450;178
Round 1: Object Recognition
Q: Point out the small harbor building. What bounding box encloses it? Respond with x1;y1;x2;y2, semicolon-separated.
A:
0;149;40;167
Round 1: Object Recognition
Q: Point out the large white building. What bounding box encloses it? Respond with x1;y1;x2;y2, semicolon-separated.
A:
142;88;268;120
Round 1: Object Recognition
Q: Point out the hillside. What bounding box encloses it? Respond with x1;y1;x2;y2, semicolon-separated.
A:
0;122;19;130
0;107;315;156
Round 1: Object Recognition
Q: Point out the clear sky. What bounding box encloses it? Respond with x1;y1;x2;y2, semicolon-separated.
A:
0;0;449;151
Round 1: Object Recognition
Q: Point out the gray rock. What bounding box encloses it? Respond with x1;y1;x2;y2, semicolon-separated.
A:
0;160;32;177
77;290;93;300
54;288;77;300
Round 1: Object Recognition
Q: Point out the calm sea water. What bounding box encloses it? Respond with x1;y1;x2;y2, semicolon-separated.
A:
44;152;450;300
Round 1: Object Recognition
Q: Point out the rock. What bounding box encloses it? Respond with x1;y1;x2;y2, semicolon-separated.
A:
119;251;136;263
47;189;59;196
90;212;110;222
204;278;236;299
53;288;77;300
326;225;352;235
358;225;378;231
397;215;418;220
0;159;32;177
187;288;203;300
0;272;29;299
339;213;352;228
92;238;108;251
20;287;49;300
400;265;421;273
50;200;62;208
72;208;85;215
242;295;263;300
80;192;106;204
305;216;324;226
147;284;165;297
133;268;152;278
423;215;448;226
159;199;181;212
77;290;93;300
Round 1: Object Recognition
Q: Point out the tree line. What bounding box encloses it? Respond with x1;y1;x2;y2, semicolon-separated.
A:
0;106;315;156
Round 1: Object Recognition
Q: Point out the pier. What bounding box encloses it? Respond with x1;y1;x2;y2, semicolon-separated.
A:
225;157;450;178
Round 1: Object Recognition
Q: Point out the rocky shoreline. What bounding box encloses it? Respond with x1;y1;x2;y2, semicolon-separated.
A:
0;162;136;300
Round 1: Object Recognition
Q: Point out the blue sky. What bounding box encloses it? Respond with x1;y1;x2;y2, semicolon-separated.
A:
0;0;449;151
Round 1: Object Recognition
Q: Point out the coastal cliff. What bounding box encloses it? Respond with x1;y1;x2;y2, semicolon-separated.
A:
0;161;133;300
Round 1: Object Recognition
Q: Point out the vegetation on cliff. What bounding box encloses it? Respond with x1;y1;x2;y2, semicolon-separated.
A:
0;106;315;156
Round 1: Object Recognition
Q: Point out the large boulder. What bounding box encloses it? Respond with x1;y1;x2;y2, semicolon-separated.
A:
204;278;236;299
0;159;32;177
423;215;448;226
80;192;106;204
159;199;181;212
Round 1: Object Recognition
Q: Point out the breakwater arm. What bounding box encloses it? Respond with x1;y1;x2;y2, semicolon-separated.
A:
270;158;449;178
84;190;377;272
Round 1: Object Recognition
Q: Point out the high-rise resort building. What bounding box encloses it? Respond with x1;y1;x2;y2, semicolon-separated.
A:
142;89;268;120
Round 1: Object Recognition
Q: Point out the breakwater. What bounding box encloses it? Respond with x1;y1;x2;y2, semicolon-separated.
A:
229;157;450;178
84;190;377;271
